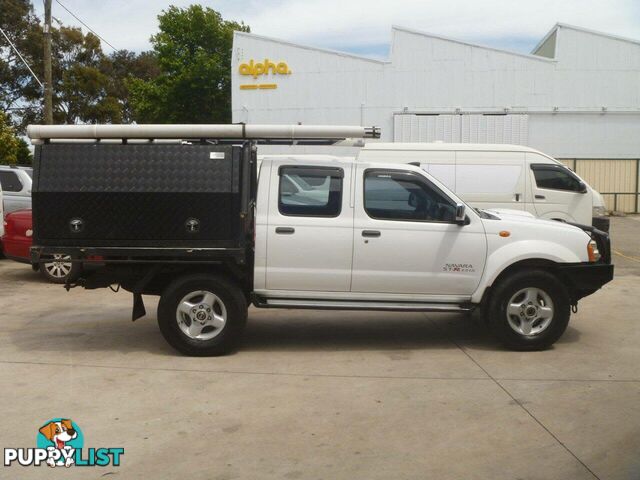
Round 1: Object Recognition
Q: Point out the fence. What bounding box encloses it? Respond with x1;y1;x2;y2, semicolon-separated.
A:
560;158;639;213
599;193;640;214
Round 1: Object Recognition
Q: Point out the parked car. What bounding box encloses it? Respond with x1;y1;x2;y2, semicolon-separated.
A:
0;165;32;215
1;209;81;283
355;143;610;232
28;124;614;356
0;180;4;238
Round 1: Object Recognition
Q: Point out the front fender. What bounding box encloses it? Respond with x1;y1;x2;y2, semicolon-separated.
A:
538;210;574;222
471;239;585;303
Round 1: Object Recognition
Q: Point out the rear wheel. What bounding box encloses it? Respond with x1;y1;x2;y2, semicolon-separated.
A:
39;254;81;284
157;274;247;356
487;269;570;351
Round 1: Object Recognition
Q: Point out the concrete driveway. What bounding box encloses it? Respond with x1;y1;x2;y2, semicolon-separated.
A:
0;217;639;479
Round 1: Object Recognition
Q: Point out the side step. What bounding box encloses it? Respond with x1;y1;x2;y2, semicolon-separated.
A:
254;297;473;312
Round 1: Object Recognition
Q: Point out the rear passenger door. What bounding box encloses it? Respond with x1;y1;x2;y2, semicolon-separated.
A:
265;164;354;292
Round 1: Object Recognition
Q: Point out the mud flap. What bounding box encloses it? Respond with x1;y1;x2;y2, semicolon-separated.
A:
130;265;159;321
132;293;146;321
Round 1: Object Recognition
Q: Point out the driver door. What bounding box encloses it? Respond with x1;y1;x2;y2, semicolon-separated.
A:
351;166;486;297
528;157;592;223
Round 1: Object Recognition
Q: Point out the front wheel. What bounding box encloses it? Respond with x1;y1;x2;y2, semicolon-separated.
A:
157;274;247;356
487;269;570;351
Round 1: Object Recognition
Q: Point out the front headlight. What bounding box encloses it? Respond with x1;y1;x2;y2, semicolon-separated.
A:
587;239;601;262
592;206;608;217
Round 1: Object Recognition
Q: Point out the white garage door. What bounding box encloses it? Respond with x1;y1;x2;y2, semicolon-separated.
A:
394;114;529;145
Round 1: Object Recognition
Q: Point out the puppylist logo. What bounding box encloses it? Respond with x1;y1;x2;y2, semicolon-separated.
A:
4;418;124;468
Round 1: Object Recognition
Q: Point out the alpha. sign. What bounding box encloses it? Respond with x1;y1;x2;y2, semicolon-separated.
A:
239;59;292;78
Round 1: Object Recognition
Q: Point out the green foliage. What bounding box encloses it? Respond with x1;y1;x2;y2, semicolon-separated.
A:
103;50;160;123
0;110;20;164
129;5;249;124
1;0;161;131
0;0;43;128
15;137;32;165
1;1;243;129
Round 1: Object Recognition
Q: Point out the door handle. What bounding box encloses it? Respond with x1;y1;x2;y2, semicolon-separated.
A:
275;227;295;235
362;230;381;238
514;193;521;201
535;195;546;200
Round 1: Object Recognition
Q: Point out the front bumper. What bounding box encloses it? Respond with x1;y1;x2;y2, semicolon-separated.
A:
592;216;610;233
557;262;614;301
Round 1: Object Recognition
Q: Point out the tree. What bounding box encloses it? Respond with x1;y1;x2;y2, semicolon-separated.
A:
1;0;160;130
52;26;121;125
0;110;21;164
0;0;43;129
15;137;32;165
102;50;160;123
129;5;249;124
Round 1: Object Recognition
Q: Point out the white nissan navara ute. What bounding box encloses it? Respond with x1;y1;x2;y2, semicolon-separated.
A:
28;124;614;356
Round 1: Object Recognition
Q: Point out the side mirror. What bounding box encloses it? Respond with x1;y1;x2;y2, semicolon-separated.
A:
578;181;588;194
455;203;466;224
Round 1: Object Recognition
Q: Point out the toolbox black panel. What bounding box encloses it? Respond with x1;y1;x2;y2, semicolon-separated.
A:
33;143;245;247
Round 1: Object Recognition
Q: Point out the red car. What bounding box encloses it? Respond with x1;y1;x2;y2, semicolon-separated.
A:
2;209;81;283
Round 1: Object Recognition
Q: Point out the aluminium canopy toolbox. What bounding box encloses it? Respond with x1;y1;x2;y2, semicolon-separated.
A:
32;143;252;249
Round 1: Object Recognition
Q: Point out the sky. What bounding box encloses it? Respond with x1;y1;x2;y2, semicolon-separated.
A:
33;0;640;58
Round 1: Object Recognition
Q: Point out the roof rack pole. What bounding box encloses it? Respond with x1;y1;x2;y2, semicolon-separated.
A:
26;124;381;143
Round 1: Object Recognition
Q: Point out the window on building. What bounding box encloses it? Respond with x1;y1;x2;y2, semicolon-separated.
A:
278;166;343;217
364;170;456;222
0;171;23;192
531;165;584;192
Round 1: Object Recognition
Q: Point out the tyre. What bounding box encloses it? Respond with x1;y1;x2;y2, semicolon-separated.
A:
486;269;570;351
39;254;82;284
157;274;247;356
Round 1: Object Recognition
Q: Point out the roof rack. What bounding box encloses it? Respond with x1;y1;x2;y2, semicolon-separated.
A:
26;124;381;145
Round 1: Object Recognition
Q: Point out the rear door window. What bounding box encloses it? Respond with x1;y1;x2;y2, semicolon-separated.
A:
278;166;343;217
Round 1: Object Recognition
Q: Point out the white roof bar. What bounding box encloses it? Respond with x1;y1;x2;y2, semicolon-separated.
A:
27;124;380;143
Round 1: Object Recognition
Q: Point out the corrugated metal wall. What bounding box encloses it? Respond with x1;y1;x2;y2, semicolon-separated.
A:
560;159;639;212
393;114;528;144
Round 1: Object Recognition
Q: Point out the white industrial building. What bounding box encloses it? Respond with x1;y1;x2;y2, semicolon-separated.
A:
231;23;640;212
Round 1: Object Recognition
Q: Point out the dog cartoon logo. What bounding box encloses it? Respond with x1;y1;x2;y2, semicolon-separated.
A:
4;419;123;468
37;419;83;468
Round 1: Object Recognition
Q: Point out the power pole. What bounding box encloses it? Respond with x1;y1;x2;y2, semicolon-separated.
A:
43;0;53;124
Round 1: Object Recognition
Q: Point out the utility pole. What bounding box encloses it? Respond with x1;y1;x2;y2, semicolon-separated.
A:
43;0;53;124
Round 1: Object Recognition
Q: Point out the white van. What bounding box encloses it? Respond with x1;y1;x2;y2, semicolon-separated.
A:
357;143;609;231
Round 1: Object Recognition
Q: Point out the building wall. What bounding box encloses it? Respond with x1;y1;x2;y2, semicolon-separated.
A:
232;24;640;211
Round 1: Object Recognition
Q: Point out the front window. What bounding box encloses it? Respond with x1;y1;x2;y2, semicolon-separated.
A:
532;165;583;192
364;170;456;222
